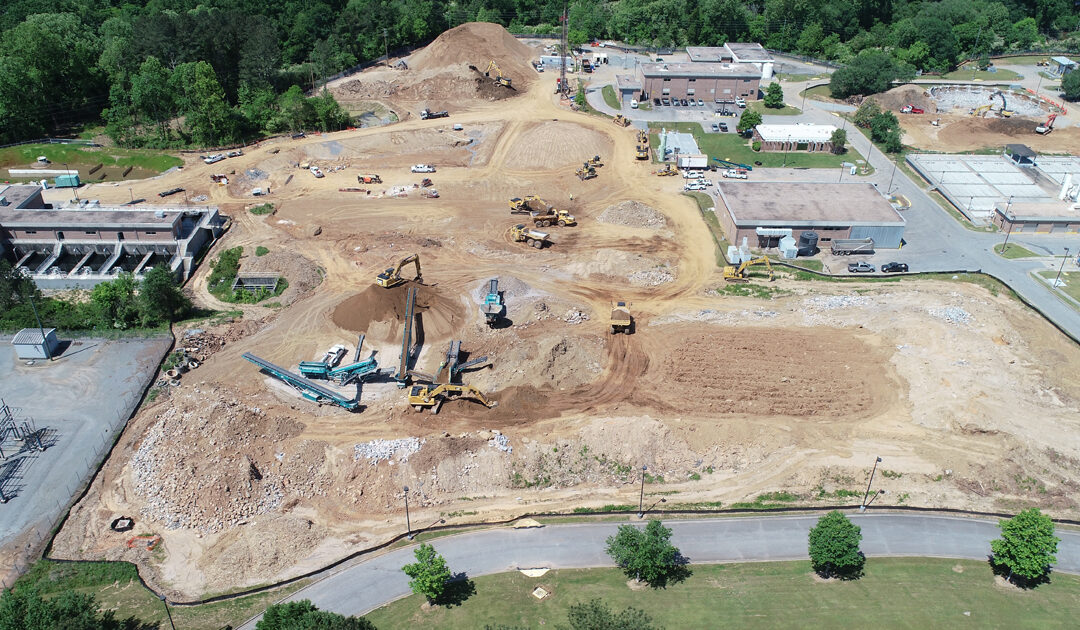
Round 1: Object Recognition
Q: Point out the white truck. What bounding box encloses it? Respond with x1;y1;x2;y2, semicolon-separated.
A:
722;169;748;179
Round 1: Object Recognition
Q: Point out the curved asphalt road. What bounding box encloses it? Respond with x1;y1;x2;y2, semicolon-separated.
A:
238;513;1080;626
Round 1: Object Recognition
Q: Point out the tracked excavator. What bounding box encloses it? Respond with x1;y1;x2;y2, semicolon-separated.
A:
723;256;775;283
991;90;1014;117
408;383;497;414
375;253;422;288
485;60;513;88
1036;113;1057;135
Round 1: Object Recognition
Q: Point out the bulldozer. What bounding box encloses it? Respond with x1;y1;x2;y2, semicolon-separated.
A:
510;224;549;248
609;301;632;334
576;162;597;181
485;60;512;88
587;155;603;167
635;144;649;160
723;256;775;283
408;383;497;414
653;164;677;176
612;114;631;127
375;253;422;288
637;130;649;144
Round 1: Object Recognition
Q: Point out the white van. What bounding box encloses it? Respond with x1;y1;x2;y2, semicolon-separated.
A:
630;99;639;109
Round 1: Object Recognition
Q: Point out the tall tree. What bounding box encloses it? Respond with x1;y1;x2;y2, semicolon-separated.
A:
764;82;785;108
807;510;864;578
605;520;687;587
737;108;763;133
1062;70;1080;102
402;543;452;603
991;508;1060;585
131;56;175;141
139;266;191;327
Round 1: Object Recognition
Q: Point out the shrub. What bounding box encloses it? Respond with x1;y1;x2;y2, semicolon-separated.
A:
255;246;269;256
752;141;762;151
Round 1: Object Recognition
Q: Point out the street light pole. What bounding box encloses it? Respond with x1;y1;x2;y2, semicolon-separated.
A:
783;136;791;168
860;456;883;512
887;158;899;195
158;595;177;630
1001;196;1014;253
1053;247;1071;288
637;465;648;518
403;485;413;540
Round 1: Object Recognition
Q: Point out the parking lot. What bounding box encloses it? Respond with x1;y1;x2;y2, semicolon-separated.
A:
0;335;169;585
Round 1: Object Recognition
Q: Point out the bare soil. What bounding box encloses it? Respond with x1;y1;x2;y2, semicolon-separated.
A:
51;25;1080;600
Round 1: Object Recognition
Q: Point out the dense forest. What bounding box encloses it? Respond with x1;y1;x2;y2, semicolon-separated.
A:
0;0;1076;148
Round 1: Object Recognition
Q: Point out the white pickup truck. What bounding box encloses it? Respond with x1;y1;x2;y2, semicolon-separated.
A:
411;164;436;173
722;169;748;179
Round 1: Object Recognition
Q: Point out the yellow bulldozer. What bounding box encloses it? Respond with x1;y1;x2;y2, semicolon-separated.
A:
375;253;422;288
577;162;597;180
485;60;512;88
653;164;677;176
613;114;631;127
588;155;603;167
408;383;497;414
723;256;775;283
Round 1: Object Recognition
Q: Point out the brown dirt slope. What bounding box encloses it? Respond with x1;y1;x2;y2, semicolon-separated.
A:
409;22;535;89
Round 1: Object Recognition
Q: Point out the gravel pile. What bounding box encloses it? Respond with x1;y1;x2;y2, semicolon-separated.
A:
596;201;666;229
929;306;973;326
246;168;268;180
651;309;779;326
803;295;873;311
353;437;424;464
629;269;675;286
563;309;589;324
488;431;511;453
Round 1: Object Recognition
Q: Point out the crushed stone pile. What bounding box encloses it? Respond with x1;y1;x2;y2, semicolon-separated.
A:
596;201;667;229
929;306;973;326
629;269;675;286
353;437;424;464
803;295;874;311
488;431;512;453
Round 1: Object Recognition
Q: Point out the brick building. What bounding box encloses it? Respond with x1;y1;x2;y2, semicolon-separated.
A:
637;62;760;102
752;124;838;152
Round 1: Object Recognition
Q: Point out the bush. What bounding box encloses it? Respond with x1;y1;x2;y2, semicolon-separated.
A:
249;203;275;215
752;141;762;152
808;510;864;579
207;246;243;298
1063;70;1080;102
255;246;269;256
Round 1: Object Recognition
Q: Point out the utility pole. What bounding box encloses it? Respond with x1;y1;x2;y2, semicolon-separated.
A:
1001;196;1014;253
637;465;648;518
971;25;983;80
860;456;882;512
384;28;389;68
558;4;569;98
1053;247;1071;288
403;485;413;540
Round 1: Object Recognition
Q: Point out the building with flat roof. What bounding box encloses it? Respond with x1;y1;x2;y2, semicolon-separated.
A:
0;185;46;210
686;43;774;81
752;123;838;152
1051;56;1077;76
992;200;1080;234
614;74;642;105
715;182;905;248
0;185;226;289
637;62;760;102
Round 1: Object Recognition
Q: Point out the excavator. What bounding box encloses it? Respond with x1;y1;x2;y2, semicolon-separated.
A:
635;130;650;160
723;256;775;283
408;383;497;414
375;253;422;288
972;104;991;117
485;60;512;88
991;90;1014;117
1036;113;1057;135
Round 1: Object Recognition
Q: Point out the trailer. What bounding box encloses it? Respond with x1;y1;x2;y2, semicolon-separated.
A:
677;154;708;169
830;238;875;256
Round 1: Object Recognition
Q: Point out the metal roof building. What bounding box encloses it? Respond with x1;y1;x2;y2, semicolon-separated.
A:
11;328;59;359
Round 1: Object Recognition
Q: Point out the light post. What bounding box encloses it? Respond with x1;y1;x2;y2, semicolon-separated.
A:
860;456;882;512
887;158;899;195
158;594;176;630
838;163;846;183
637;465;648;518
403;485;413;540
63;163;80;202
1001;196;1014;253
1053;247;1071;288
783;136;791;168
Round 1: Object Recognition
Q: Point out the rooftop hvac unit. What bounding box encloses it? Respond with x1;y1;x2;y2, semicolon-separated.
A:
155;209;166;218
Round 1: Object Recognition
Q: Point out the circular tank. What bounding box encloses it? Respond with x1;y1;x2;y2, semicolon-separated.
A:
798;231;819;256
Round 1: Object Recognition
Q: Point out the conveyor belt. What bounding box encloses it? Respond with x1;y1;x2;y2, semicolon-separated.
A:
242;352;358;410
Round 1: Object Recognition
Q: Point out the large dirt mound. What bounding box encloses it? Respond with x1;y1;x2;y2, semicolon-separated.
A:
409;22;535;87
870;85;935;113
332;283;466;343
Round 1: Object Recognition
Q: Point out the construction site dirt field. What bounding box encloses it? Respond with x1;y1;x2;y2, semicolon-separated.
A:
51;24;1080;599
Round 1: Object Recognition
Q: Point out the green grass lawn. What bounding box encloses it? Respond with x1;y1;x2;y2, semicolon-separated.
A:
1038;270;1080;303
800;84;836;102
0;143;182;178
601;84;620;110
939;68;1022;81
992;55;1065;66
365;558;1080;629
649;122;860;169
995;242;1040;258
14;559;309;630
747;100;802;116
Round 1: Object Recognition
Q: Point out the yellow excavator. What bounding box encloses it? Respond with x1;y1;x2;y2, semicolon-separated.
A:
972;104;991;117
485;60;512;88
723;256;775;283
375;253;422;288
408;383;497;414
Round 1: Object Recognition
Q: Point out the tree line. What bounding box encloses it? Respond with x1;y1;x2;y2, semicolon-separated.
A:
1;0;1077;147
0;261;190;333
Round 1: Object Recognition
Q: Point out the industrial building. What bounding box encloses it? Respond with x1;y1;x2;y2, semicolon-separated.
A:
0;185;226;289
636;62;761;102
614;74;642;105
0;185;46;210
715;182;906;249
686;43;774;80
752;124;838;152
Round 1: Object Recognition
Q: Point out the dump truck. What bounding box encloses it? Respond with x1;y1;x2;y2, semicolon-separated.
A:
511;224;549;248
480;278;505;326
723;256;774;283
530;208;576;227
358;174;382;184
609;301;632;334
376;253;422;288
830;238;875;256
420;109;449;120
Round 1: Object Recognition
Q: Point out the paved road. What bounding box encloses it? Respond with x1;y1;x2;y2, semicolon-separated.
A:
238;513;1080;626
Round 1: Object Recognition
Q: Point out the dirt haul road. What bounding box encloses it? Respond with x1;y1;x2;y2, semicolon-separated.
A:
57;30;1080;599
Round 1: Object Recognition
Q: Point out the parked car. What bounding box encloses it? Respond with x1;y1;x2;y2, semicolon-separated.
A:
684;181;708;191
688;99;696;106
848;262;876;273
721;169;748;179
697;99;705;106
711;123;719;132
718;122;729;132
630;99;639;109
680;98;689;106
203;154;225;165
411;164;436;173
682;171;704;179
881;262;909;273
735;97;746;108
661;97;670;106
452;123;464;130
653;98;661;106
226;150;243;158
